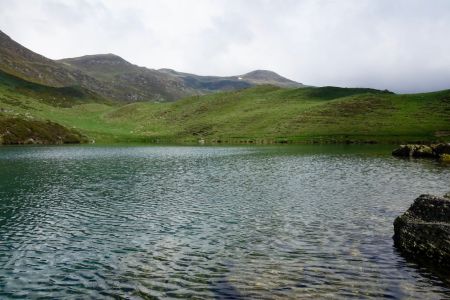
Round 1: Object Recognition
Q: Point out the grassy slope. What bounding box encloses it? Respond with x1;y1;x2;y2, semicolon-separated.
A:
101;86;450;143
1;77;449;144
0;71;100;144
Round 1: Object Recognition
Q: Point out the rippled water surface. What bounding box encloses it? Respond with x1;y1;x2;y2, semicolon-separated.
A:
0;145;449;299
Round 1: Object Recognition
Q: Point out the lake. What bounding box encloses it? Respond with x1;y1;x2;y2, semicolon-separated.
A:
0;145;449;299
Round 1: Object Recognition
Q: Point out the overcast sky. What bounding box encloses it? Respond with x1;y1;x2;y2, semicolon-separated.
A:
1;0;449;93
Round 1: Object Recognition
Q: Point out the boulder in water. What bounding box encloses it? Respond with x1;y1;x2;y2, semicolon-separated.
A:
393;194;450;269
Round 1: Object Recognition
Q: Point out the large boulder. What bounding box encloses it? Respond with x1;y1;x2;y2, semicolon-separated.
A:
393;194;450;269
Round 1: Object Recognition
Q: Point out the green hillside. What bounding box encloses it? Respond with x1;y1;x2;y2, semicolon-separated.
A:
0;74;449;144
99;86;450;144
0;70;106;106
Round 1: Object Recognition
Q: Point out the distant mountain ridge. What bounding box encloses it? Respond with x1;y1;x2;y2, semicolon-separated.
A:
59;54;193;102
0;30;305;102
157;68;304;92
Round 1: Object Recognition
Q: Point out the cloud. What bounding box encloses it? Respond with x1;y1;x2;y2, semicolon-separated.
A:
0;0;449;93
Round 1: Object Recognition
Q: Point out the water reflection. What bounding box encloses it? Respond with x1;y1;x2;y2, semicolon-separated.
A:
0;145;449;299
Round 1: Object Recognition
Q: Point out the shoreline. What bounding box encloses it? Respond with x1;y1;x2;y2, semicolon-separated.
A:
1;137;448;147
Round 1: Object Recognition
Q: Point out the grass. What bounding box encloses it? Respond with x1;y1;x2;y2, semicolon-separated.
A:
0;74;449;144
0;116;85;144
0;70;105;107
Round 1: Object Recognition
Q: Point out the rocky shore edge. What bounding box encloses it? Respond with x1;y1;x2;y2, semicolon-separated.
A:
393;193;450;270
392;143;450;162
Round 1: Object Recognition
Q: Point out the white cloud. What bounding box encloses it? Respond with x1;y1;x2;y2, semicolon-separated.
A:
0;0;449;93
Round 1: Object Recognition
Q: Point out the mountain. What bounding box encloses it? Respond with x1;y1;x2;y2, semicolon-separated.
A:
0;30;190;102
60;55;305;99
58;54;194;102
0;30;305;102
158;68;253;91
158;69;305;92
0;30;99;88
240;70;304;88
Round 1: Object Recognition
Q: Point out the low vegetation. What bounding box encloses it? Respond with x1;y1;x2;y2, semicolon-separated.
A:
0;73;449;144
0;117;85;144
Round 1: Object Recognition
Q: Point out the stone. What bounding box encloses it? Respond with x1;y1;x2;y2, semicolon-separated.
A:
392;144;415;157
412;145;434;158
432;143;450;156
440;154;450;163
393;194;450;269
392;143;450;160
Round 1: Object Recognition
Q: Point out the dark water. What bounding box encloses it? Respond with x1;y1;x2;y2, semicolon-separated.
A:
0;145;449;299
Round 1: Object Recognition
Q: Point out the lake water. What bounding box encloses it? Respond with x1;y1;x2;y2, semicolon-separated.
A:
0;145;449;299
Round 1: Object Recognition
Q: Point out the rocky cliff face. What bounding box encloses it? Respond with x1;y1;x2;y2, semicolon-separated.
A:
393;194;450;269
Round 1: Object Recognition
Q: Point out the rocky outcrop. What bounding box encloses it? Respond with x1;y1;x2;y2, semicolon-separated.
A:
393;194;450;269
392;143;450;161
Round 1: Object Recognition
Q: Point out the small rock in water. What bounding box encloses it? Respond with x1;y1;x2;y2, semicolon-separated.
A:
393;193;450;269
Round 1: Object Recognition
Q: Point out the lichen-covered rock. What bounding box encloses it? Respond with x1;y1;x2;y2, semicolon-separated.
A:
414;145;434;157
441;154;450;163
392;143;450;160
393;194;450;269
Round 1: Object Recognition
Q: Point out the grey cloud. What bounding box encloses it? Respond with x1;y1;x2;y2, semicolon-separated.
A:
0;0;449;93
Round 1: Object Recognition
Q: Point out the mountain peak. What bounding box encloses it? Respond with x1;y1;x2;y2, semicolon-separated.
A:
158;68;179;75
240;70;304;88
242;70;282;79
60;53;131;67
